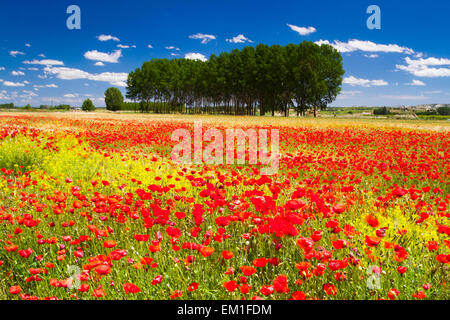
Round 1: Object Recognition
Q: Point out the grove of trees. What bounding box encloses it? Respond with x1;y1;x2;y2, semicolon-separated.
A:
125;41;345;117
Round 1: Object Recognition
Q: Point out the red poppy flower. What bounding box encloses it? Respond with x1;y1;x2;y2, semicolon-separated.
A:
151;275;163;285
273;275;289;293
253;258;268;268
388;288;399;300
365;215;379;228
200;247;215;257
365;235;381;247
239;284;251;294
94;264;111;276
9;286;21;295
223;280;238;292
103;240;117;248
323;283;337;295
291;291;306;300
123;282;141;294
222;251;234;260
187;282;199;292
240;266;257;276
260;285;274;296
93;286;106;298
134;234;150;242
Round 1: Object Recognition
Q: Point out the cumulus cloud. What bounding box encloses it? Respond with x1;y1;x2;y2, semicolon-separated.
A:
189;33;216;44
97;34;120;42
226;34;253;44
11;71;25;76
184;53;207;62
94;62;105;66
343;76;388;87
315;39;414;55
43;66;128;87
2;81;26;87
84;49;122;63
25;43;31;47
287;24;316;36
396;57;450;77
364;54;379;59
0;67;5;71
23;59;64;66
9;51;25;57
147;44;153;49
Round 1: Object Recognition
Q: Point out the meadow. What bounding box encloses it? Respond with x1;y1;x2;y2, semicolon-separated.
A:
0;112;448;300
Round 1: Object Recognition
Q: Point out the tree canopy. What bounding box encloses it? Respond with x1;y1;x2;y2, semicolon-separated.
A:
105;87;124;112
81;98;95;112
126;41;344;116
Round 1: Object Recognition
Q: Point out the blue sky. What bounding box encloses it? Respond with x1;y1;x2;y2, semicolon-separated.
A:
0;0;449;107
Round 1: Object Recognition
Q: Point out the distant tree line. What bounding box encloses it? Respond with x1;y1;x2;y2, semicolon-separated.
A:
0;103;14;109
124;41;344;117
415;106;450;116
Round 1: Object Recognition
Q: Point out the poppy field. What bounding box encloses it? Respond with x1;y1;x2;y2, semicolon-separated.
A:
0;113;448;300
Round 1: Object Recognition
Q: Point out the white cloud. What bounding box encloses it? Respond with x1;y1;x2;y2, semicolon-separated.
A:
396;57;450;77
407;79;425;86
184;53;207;62
11;71;25;76
21;90;37;97
147;44;153;49
315;39;414;55
97;34;120;42
64;93;78;98
226;34;253;44
38;54;46;58
33;84;58;88
0;90;9;100
9;51;25;57
3;81;26;87
117;44;135;49
25;43;31;47
364;54;379;58
44;66;128;86
94;62;105;66
287;24;316;36
23;59;64;66
165;46;180;51
84;49;122;63
0;67;6;71
343;76;388;87
336;90;361;99
189;33;216;44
